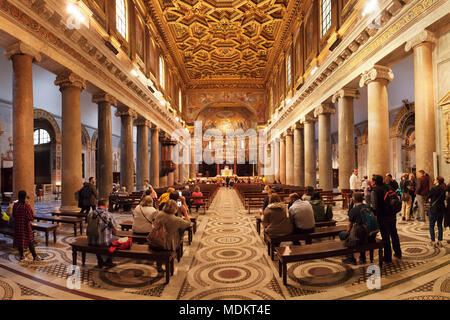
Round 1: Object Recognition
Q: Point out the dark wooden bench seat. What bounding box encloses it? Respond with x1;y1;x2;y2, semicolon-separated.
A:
36;215;83;236
0;223;57;246
70;237;177;284
119;221;194;245
275;239;384;285
52;211;88;223
265;225;347;260
255;216;337;234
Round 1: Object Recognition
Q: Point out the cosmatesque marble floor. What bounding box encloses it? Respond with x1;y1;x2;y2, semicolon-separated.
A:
0;188;448;300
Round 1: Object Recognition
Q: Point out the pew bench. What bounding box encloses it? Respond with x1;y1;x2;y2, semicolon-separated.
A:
255;216;337;235
70;237;177;284
36;215;83;236
275;239;384;285
52;211;88;223
119;221;194;245
0;223;57;246
265;225;347;260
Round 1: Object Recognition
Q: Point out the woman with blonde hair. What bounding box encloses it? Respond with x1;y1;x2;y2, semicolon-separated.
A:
152;200;191;251
158;187;175;210
132;196;157;234
177;196;191;221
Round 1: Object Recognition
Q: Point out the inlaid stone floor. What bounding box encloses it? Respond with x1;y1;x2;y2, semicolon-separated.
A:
0;187;448;300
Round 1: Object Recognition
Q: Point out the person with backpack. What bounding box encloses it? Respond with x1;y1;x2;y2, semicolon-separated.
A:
371;174;402;263
400;173;413;221
427;177;446;248
309;192;333;222
340;192;378;265
78;177;98;214
416;170;431;222
86;198;118;269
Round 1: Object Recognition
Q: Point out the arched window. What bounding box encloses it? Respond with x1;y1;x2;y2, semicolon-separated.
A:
34;129;50;145
116;0;127;39
286;55;291;87
159;56;165;89
321;0;332;37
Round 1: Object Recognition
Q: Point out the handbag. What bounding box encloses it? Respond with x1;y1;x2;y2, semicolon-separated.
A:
109;237;132;253
147;221;167;249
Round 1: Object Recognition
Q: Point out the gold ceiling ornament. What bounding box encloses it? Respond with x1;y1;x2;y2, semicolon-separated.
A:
147;0;292;87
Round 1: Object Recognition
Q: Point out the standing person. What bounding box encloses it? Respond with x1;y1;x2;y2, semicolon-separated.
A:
79;177;98;214
386;173;399;193
350;169;359;191
362;176;373;206
416;170;431;222
409;173;417;219
371;175;402;262
86;199;118;269
192;186;203;213
260;193;293;237
427;177;446;248
13;191;41;261
400;173;413;221
226;176;230;188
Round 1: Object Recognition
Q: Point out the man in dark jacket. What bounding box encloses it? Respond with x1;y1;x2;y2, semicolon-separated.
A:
79;177;98;214
415;170;430;221
371;175;402;263
386;173;399;192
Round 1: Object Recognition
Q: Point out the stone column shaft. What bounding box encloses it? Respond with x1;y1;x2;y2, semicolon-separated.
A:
168;144;174;186
406;31;436;178
360;65;394;177
6;43;41;208
279;135;286;184
55;73;86;211
136;119;150;191
190;137;196;179
315;104;335;191
293;124;304;186
117;109;136;193
150;127;160;188
333;89;359;190
285;130;294;185
94;93;116;199
303;116;316;187
274;139;280;182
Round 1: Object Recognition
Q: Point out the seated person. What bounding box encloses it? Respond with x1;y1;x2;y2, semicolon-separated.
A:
158;187;175;210
262;186;272;211
132;196;157;234
260;193;293;237
181;185;192;211
86;199;118;269
340;192;373;265
288;193;315;243
301;186;314;201
192;186;204;213
177;196;191;221
152;200;191;251
118;186;128;196
309;192;330;222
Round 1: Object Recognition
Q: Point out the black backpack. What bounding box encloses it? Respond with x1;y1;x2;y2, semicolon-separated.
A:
384;189;401;215
80;184;92;199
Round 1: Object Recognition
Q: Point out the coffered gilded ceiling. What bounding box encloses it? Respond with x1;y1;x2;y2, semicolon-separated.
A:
148;0;294;88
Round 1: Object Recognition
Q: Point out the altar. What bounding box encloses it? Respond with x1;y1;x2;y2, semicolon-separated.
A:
220;166;233;177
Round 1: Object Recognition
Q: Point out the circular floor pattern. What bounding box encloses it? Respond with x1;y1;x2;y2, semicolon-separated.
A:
400;242;443;261
401;223;435;236
204;226;253;235
197;246;259;263
208;220;249;228
95;263;162;289
0;279;13;300
287;259;354;287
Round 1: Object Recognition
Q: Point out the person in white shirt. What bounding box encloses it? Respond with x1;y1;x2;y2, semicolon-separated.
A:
132;196;157;234
349;169;359;191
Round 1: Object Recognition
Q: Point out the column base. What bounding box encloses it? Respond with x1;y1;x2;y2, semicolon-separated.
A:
59;205;80;212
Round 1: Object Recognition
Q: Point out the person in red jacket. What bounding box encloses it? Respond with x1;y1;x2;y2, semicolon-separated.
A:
415;170;431;222
192;186;203;213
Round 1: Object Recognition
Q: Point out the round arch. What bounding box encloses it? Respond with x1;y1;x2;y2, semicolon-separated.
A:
33;109;61;144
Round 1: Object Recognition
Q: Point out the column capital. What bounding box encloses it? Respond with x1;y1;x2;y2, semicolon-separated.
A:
359;65;394;87
150;124;159;132
314;103;335;117
280;133;286;140
4;42;41;62
115;106;137;119
294;121;304;130
285;128;293;136
300;114;316;124
331;88;360;103
92;92;117;106
54;72;86;90
134;118;151;128
405;30;436;52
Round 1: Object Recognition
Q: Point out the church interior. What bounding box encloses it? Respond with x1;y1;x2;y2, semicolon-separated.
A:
0;0;448;301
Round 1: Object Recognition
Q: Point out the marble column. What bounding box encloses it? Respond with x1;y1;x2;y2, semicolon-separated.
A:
293;122;304;187
315;103;335;191
116;107;136;193
55;72;86;211
360;65;394;177
135;118;150;191
93;93;116;199
405;30;436;178
5;42;41;208
168;144;174;186
190;135;196;179
274;138;280;182
303;115;316;188
332;88;359;190
150;126;160;188
279;134;286;184
285;129;294;185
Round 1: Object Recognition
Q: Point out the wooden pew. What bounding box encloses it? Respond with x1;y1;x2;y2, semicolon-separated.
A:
52;210;88;222
0;223;57;246
119;221;194;245
36;215;83;236
264;225;347;260
70;237;177;284
255;216;337;235
275;239;384;285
